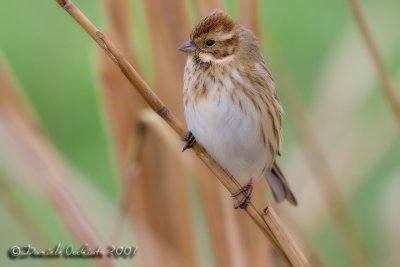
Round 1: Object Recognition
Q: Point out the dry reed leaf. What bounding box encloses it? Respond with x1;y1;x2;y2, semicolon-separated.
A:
137;110;192;167
129;113;199;267
0;59;115;267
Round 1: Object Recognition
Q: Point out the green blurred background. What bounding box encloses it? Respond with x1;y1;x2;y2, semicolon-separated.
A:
0;0;399;266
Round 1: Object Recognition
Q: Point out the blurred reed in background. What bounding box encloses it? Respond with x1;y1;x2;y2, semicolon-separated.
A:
0;0;399;267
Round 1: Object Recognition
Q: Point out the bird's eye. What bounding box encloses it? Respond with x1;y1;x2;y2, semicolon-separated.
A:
205;39;215;47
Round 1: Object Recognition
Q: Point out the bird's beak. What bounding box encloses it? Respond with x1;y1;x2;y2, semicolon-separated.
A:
178;40;197;53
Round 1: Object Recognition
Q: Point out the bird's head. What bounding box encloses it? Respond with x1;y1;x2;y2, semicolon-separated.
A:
179;10;259;64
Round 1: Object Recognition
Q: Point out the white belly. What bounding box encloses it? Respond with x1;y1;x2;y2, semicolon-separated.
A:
185;91;269;181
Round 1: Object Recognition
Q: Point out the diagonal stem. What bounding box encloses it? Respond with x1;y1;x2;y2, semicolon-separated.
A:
349;0;400;126
54;1;310;266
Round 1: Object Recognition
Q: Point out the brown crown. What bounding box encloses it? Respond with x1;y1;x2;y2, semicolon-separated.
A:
190;10;236;40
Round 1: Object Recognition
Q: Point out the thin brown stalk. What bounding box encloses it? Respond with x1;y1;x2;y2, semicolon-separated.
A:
55;1;310;266
348;0;400;125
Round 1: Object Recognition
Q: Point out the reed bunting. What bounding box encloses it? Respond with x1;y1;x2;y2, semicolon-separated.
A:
179;10;297;209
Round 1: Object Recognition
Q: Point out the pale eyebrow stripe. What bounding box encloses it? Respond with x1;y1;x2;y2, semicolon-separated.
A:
218;33;234;41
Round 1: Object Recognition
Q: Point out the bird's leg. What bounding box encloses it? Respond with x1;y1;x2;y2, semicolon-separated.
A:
231;179;253;209
182;131;196;152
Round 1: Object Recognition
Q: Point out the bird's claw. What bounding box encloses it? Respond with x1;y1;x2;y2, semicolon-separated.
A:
231;181;253;209
182;131;196;152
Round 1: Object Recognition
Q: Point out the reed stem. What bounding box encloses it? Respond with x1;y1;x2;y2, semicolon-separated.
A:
349;0;400;126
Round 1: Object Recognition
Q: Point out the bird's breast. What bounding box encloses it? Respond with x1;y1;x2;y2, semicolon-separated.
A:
183;61;271;180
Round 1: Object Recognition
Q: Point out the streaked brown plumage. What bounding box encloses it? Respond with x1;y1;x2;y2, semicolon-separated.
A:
179;10;297;208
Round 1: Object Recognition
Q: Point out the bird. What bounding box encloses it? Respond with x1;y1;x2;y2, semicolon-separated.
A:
178;10;297;209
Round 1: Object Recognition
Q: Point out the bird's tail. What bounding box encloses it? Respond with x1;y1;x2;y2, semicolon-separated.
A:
265;162;298;206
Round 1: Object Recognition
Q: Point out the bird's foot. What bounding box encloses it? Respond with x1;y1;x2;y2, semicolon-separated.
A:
182;131;196;152
231;180;253;209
